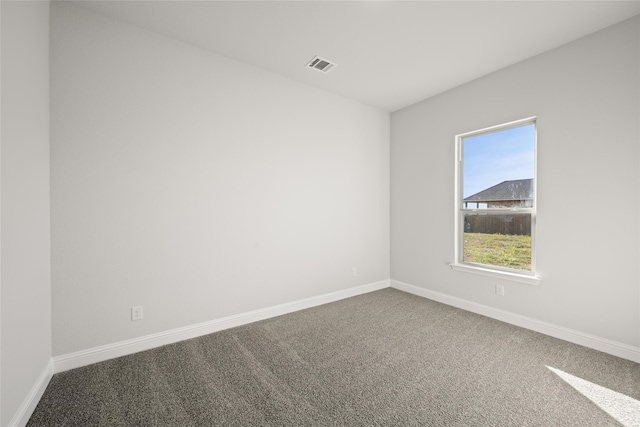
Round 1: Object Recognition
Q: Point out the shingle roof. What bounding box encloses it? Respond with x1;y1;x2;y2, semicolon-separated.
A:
464;178;533;202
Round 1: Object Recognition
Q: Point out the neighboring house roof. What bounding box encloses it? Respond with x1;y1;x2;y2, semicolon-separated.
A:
464;179;533;203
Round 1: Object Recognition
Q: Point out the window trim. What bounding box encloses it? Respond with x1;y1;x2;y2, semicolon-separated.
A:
451;117;540;285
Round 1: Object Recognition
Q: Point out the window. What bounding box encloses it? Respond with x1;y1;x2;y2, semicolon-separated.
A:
452;117;539;284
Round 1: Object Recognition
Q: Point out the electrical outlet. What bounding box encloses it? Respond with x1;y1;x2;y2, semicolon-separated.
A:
132;306;143;321
352;268;357;277
495;284;505;296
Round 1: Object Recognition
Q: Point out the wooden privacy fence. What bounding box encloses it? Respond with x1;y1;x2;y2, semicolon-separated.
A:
464;214;531;236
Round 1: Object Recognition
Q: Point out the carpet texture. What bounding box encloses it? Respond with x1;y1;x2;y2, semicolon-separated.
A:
28;288;640;426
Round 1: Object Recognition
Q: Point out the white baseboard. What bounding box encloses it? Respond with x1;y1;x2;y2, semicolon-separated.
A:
8;359;53;427
22;277;639;426
391;279;640;364
53;279;390;374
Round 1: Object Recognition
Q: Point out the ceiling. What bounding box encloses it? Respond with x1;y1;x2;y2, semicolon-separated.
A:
69;1;640;112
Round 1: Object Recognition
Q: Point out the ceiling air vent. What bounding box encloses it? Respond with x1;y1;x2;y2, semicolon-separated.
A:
306;56;337;74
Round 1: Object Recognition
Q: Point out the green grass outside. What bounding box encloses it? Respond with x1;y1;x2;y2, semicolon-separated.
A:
463;233;531;271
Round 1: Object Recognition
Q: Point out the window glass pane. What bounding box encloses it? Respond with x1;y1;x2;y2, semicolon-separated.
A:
463;124;535;209
463;213;532;271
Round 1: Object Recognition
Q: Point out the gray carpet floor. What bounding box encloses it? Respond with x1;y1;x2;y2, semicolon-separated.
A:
28;288;640;426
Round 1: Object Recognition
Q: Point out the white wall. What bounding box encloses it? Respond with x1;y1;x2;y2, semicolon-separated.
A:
391;16;640;347
1;1;52;425
50;3;390;357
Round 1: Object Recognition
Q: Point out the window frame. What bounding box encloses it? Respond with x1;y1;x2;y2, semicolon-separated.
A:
451;117;540;285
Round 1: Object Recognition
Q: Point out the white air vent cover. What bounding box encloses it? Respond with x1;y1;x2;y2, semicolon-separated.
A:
306;56;337;73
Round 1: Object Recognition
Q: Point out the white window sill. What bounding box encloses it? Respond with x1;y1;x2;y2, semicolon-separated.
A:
450;263;541;286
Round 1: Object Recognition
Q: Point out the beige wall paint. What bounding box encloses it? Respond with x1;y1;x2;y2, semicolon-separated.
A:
391;16;640;347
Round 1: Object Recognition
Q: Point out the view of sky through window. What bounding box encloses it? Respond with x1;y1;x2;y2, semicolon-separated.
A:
463;124;535;199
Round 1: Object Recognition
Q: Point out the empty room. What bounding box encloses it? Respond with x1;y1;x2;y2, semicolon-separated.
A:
2;1;640;426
